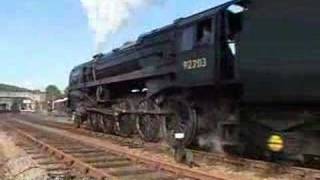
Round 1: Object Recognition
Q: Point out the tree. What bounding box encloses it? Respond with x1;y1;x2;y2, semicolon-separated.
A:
45;85;62;101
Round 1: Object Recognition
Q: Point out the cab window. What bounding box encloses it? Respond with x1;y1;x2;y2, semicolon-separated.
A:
70;69;81;85
196;19;213;45
180;26;195;51
180;18;214;52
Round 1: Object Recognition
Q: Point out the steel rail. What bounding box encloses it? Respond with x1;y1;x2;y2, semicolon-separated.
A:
14;114;320;180
15;113;320;180
10;118;226;180
192;150;320;180
7;124;118;180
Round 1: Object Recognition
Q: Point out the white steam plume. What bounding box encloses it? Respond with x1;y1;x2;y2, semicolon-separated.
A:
80;0;165;52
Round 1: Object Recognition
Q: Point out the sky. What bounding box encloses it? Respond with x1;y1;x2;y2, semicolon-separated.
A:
0;0;228;91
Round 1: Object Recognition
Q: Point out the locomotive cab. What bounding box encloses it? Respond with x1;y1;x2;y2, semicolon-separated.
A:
175;2;245;87
176;17;216;86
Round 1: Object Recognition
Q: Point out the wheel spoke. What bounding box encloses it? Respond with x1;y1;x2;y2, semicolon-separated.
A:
113;99;136;137
136;99;162;142
162;97;197;147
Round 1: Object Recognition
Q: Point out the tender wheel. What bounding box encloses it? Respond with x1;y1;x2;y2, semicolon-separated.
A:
162;97;197;147
72;112;81;128
136;99;163;142
113;99;136;137
88;113;101;131
74;117;81;128
101;114;114;134
96;113;105;132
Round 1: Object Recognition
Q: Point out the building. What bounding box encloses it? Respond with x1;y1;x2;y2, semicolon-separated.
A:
0;91;46;112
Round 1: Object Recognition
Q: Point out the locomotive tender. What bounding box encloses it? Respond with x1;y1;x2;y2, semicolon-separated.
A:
68;0;320;162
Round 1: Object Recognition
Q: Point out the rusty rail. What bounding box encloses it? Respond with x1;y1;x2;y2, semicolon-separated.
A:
11;113;320;180
3;117;228;180
192;150;320;180
3;123;118;180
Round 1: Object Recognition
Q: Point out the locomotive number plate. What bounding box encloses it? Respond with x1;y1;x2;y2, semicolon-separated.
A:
183;58;207;70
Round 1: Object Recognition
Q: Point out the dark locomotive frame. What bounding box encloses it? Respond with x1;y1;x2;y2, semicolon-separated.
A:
67;0;320;163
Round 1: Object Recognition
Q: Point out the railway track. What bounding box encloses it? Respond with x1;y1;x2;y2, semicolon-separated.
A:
15;140;77;179
14;113;146;148
192;150;320;180
1;121;185;180
9;113;320;180
1;114;227;180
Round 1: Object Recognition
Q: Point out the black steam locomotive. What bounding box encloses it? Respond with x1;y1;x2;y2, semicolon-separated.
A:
68;0;320;162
